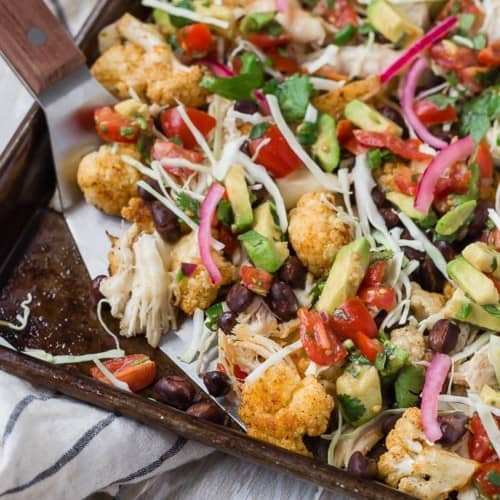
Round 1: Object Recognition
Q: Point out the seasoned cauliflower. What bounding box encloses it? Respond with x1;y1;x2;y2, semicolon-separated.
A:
77;144;141;216
171;232;237;315
288;192;352;277
121;196;154;233
410;282;446;322
239;364;334;455
378;408;479;500
390;321;426;363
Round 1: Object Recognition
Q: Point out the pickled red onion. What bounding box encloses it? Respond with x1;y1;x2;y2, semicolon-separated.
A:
199;183;225;285
379;16;458;84
198;59;235;77
421;353;451;442
402;57;448;150
275;0;289;13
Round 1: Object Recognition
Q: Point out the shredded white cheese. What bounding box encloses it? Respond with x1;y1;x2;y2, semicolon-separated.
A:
213;136;246;181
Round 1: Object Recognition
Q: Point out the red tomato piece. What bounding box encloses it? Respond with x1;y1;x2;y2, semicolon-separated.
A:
361;261;386;287
247;32;292;48
479;41;500;66
160;107;216;150
325;0;359;28
394;166;420;196
350;331;382;362
265;48;299;74
152;140;204;179
359;285;396;312
94;106;140;143
475;140;494;179
233;364;249;380
241;265;273;296
337;119;367;155
248;124;302;178
177;23;213;55
328;297;378;339
469;415;500;462
458;66;489;93
90;354;157;392
474;461;500;498
414;99;458;126
429;41;479;72
353;130;432;161
298;308;348;366
434;162;472;197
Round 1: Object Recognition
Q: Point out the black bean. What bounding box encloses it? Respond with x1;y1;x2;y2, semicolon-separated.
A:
378;106;408;138
250;185;268;207
467;200;494;239
347;451;378;479
268;281;299;321
239;140;251;157
371;186;386;208
429;126;453;142
234;99;259;115
203;370;231;397
186;401;225;424
89;275;106;306
137;177;160;203
419;255;444;292
226;283;255;313
381;414;401;435
303;435;329;462
154;375;195;410
379;208;400;229
428;319;459;354
438;412;468;445
435;240;457;262
217;311;237;335
278;256;307;289
375;310;388;328
151;201;182;243
402;246;425;262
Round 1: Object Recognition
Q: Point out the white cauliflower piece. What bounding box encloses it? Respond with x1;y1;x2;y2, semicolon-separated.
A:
453;344;497;393
288;192;352;277
378;408;479;500
390;321;426;363
100;226;176;347
77;144;141;216
410;282;446;322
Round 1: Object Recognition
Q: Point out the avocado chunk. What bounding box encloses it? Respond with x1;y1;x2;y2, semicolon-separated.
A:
367;0;423;48
311;114;340;172
344;100;403;136
480;385;500;408
238;201;289;272
375;339;409;384
447;256;499;305
463;242;500;280
386;192;436;228
315;237;370;312
435;200;477;236
337;365;382;427
224;165;253;232
444;289;500;331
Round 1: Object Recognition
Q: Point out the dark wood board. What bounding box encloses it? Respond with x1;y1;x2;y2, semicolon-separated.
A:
0;1;410;497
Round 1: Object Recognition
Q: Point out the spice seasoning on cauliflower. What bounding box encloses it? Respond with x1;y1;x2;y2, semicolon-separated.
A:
410;282;446;321
239;364;334;455
288;192;352;277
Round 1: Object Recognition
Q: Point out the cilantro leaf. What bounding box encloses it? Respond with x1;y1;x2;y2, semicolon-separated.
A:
427;94;458;110
249;122;270;139
337;394;366;423
265;74;313;123
200;52;264;100
205;302;223;330
217;199;234;225
487;471;500;487
240;11;275;33
395;365;425;408
297;120;318;145
311;277;326;305
176;192;200;223
169;0;194;28
459;88;500;143
367;148;392;169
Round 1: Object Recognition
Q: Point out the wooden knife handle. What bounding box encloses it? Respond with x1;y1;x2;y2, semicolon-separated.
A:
0;0;85;95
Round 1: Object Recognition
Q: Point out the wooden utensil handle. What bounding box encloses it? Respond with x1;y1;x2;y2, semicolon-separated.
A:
0;0;85;95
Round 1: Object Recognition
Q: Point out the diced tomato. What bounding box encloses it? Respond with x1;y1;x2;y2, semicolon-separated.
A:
248;124;302;178
350;331;382;362
247;32;291;48
469;415;500;462
217;224;239;258
458;66;489;93
298;308;348;366
233;364;249;380
414;98;458;126
328;297;378;339
337;119;367;155
90;354;157;392
160;107;216;150
241;265;273;296
434;162;472;197
394;166;420;196
94;106;140;143
359;285;396;311
475;140;494;179
177;23;213;55
474;461;500;498
152;140;204;179
325;0;359;28
362;261;386;287
353;131;432;161
479;41;500;66
264;48;299;74
429;40;479;72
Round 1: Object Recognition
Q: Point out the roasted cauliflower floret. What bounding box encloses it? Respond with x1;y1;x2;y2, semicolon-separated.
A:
378;408;479;500
410;282;446;321
390;321;426;363
121;196;154;233
171;232;237;315
77;144;141;216
239;364;334;455
288;192;352;277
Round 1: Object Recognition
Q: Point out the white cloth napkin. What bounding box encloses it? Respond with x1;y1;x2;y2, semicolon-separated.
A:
0;2;344;499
